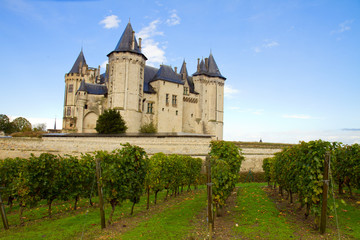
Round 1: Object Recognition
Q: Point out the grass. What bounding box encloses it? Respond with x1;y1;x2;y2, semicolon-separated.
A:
120;190;206;240
0;190;168;239
232;183;296;240
1;183;359;239
0;187;205;239
333;195;360;239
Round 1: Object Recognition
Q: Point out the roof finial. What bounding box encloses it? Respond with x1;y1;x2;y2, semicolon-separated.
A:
129;17;131;23
81;41;83;52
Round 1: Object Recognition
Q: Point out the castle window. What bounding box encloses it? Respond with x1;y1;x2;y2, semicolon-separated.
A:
176;110;178;115
66;107;71;116
166;94;169;105
139;99;141;111
68;84;73;93
184;87;189;95
147;102;154;114
191;114;193;118
172;95;177;106
84;104;88;109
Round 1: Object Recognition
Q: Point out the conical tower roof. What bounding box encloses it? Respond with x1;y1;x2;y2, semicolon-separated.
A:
192;53;226;80
69;50;86;74
180;60;188;78
207;53;225;79
107;22;147;59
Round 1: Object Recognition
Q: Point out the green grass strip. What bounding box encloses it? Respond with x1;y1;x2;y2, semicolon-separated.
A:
233;183;295;240
335;197;360;239
0;193;158;239
121;190;206;240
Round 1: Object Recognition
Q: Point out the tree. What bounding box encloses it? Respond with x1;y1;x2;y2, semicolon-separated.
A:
95;109;127;134
0;114;13;134
12;117;32;132
33;123;47;132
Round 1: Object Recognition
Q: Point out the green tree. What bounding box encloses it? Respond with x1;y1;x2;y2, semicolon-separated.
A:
0;114;14;134
12;117;32;132
95;109;127;134
33;123;47;132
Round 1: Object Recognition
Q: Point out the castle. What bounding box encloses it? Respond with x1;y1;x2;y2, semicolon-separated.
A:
62;22;226;139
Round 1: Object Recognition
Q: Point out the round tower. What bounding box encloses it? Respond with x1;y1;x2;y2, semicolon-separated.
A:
63;50;88;132
106;22;147;132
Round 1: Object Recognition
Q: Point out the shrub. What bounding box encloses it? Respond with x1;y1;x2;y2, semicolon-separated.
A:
139;122;157;133
95;109;127;134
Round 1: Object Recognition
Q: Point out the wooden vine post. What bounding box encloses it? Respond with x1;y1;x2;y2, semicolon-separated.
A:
95;158;106;229
320;151;330;234
0;187;9;230
206;155;214;238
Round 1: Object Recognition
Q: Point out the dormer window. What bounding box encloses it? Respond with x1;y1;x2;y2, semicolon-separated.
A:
184;87;189;95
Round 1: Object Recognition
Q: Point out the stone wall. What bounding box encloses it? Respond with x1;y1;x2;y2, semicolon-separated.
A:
0;135;291;172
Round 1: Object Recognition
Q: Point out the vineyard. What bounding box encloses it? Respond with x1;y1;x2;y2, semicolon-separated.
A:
0;140;359;239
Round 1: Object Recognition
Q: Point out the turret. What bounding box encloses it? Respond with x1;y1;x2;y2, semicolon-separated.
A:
63;50;88;132
106;22;147;132
192;52;226;139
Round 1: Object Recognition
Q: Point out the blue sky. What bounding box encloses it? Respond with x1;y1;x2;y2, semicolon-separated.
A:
1;0;359;144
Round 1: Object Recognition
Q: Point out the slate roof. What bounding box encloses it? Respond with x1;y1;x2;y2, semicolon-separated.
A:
144;66;157;93
180;60;188;77
69;50;86;74
193;53;226;80
77;80;108;95
142;63;198;94
150;65;184;84
98;73;107;84
107;22;147;59
186;76;197;94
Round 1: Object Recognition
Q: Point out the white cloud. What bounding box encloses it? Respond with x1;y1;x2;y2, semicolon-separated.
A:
138;20;166;66
282;114;312;119
263;41;279;48
166;10;181;26
254;47;261;53
101;60;108;70
141;39;166;66
331;20;353;34
252;109;264;115
254;40;279;53
138;20;164;39
99;15;121;29
224;85;239;98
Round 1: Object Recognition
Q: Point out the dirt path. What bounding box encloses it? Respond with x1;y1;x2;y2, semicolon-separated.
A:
188;188;239;240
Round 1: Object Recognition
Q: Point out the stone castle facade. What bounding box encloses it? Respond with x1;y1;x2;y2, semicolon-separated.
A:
62;22;226;139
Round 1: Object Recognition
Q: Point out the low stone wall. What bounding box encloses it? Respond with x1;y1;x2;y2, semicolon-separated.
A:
0;133;212;159
0;135;291;172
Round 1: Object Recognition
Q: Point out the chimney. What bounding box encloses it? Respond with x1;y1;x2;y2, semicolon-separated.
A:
174;67;177;74
197;58;200;72
205;58;209;70
97;65;101;83
131;31;135;50
139;38;142;51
